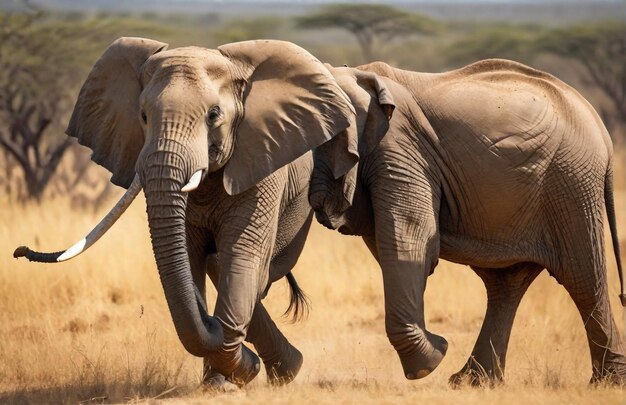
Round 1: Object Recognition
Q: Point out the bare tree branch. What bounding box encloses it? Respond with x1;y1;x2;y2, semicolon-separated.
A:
0;9;106;200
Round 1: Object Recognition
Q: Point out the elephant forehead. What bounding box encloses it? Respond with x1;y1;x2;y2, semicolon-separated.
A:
152;46;222;60
146;47;231;79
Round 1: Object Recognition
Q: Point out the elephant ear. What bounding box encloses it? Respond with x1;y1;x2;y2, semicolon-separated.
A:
351;70;395;157
312;115;360;210
321;66;395;180
313;67;395;209
66;37;168;189
218;40;356;195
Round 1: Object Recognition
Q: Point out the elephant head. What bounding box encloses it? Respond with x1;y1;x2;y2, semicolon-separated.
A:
309;66;395;234
22;38;354;377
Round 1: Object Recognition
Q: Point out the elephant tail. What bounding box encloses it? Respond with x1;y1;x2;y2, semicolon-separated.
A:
605;166;625;307
284;272;310;322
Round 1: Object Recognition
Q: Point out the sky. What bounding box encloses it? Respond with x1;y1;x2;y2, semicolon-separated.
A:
168;0;623;2
7;0;624;22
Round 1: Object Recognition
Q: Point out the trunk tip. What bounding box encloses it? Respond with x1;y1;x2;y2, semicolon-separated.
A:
13;246;30;259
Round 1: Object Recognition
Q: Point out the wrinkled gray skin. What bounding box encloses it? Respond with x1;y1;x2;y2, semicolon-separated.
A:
60;38;354;386
190;156;315;387
310;60;626;385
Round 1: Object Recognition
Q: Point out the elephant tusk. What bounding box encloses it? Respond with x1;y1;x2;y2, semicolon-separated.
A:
57;238;88;262
13;175;142;263
181;169;204;192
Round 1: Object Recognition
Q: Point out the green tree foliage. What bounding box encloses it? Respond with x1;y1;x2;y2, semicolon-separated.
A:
296;4;439;62
0;7;183;201
445;24;544;66
0;11;99;200
211;17;286;44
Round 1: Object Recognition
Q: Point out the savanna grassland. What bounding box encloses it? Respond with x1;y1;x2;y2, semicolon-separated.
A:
1;2;626;404
0;150;624;405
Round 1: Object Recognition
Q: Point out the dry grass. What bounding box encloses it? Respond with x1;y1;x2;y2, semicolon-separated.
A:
1;151;625;404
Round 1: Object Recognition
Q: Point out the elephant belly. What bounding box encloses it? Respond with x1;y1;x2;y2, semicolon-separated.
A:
269;188;313;284
437;187;549;269
439;231;546;269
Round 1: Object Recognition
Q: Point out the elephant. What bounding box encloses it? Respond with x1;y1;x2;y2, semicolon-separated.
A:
13;37;356;387
308;60;626;385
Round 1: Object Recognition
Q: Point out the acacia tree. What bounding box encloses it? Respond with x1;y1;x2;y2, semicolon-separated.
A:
0;11;100;201
297;4;439;62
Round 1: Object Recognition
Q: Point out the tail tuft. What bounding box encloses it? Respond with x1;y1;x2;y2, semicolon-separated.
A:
284;272;310;322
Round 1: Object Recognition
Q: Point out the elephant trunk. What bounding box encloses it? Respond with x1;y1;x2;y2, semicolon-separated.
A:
309;160;344;230
142;148;222;357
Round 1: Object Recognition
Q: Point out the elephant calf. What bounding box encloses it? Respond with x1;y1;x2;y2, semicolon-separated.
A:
14;37;356;387
309;60;626;385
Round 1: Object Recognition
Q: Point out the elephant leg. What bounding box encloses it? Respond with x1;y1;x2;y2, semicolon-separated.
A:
184;225;233;390
253;210;315;384
543;187;626;384
188;221;269;385
376;231;447;380
203;255;303;386
247;304;303;385
449;263;543;387
541;170;626;384
199;256;232;390
208;201;290;386
370;176;447;380
362;235;379;261
209;250;264;385
550;256;626;383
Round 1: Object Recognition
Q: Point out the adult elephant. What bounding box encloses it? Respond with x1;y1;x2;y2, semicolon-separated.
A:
309;60;626;385
14;37;355;387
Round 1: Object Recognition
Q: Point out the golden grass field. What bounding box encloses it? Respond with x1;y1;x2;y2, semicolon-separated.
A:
1;150;625;404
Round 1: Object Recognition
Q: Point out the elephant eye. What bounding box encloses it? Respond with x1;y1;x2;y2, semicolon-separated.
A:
207;106;222;126
141;110;147;124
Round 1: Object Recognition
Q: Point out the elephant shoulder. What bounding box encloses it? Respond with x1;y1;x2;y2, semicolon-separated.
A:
251;152;312;212
285;152;313;203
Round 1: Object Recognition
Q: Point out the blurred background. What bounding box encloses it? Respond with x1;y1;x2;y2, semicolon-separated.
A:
0;1;624;404
0;0;624;204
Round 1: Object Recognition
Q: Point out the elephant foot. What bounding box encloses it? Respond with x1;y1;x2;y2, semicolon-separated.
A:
590;357;626;386
449;361;502;388
226;344;261;387
202;372;240;393
393;329;448;380
265;346;303;385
